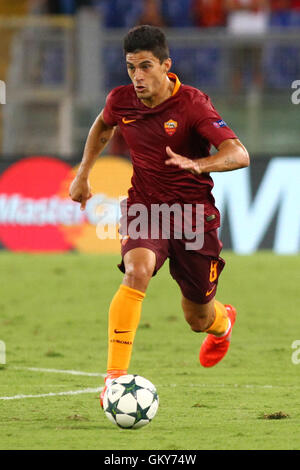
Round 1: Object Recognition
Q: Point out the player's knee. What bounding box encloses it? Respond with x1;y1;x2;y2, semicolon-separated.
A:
124;263;154;289
182;296;214;332
184;309;212;332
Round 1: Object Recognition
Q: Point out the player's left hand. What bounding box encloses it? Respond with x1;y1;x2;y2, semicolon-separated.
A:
165;146;202;175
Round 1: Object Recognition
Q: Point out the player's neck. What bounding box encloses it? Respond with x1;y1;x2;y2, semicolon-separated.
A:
141;75;175;108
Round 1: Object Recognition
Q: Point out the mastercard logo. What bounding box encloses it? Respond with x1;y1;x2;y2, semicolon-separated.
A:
0;156;132;253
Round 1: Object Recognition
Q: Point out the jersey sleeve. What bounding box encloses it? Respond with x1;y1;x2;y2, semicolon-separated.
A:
191;92;238;149
102;89;118;127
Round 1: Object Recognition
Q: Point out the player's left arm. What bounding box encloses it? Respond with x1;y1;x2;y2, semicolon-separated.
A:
165;138;249;175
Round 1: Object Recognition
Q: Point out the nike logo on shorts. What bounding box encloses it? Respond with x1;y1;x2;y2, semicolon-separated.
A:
114;329;131;334
206;285;216;296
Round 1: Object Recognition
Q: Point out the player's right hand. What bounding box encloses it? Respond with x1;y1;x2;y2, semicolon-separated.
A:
69;175;92;211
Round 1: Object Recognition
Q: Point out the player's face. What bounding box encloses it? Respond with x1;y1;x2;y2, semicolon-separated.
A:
126;51;172;105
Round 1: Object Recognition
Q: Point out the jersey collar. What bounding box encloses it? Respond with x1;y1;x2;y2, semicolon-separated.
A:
168;73;181;97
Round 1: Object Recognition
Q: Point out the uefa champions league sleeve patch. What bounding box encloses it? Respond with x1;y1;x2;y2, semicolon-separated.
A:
213;120;227;128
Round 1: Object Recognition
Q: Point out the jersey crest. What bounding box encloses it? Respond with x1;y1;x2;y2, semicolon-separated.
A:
164;119;178;136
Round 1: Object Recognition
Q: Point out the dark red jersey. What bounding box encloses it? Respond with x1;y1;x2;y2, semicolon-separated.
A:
103;73;237;231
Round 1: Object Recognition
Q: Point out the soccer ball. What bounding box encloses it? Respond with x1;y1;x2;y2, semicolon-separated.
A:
103;374;159;429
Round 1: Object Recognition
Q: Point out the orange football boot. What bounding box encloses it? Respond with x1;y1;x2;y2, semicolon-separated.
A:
199;305;237;368
100;369;127;408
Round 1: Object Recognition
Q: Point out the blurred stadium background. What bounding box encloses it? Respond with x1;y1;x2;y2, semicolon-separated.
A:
0;0;299;255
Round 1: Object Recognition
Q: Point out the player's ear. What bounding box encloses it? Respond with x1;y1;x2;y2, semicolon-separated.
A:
164;58;172;73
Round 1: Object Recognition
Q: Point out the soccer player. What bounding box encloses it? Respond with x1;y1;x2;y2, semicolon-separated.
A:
69;25;250;405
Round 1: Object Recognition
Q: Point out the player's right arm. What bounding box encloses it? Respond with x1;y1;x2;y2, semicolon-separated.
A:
69;110;115;210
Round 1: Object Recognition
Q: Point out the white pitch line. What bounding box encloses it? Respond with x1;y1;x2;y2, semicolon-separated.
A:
3;365;299;401
13;366;106;377
0;387;103;400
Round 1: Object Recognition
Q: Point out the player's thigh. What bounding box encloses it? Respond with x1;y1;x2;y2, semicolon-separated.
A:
169;230;225;304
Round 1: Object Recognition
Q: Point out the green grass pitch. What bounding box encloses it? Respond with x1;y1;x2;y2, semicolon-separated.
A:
0;251;300;450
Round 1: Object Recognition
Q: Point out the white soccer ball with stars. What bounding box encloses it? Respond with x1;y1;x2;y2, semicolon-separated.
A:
103;374;159;429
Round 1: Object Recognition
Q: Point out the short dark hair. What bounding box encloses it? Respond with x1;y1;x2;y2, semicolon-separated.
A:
123;25;170;63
